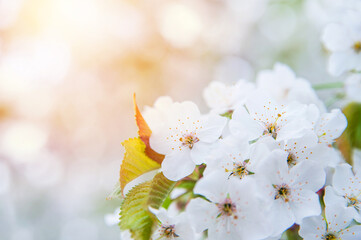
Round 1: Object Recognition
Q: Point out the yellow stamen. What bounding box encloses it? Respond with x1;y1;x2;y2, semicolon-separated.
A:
353;41;361;53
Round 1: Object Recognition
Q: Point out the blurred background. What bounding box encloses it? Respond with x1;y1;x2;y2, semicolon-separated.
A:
0;0;341;239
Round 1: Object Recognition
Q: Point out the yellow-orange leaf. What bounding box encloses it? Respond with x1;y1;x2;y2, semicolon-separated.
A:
120;138;161;194
133;94;164;164
133;93;152;141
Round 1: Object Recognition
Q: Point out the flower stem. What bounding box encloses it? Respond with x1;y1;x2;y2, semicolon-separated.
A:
312;82;344;90
326;92;345;107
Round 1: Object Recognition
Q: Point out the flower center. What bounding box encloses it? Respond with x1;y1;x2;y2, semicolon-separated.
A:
160;224;179;238
179;134;199;149
323;232;338;240
264;123;278;139
263;114;282;139
274;184;291;202
346;195;360;210
353;41;361;53
226;161;254;179
217;197;237;218
287;152;297;167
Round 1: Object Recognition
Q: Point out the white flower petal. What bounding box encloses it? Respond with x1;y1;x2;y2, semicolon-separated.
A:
258;149;290;185
197;114;226;143
316;109;347;144
150;126;180;155
326;204;354;232
207;220;240;240
322;23;353;51
229;105;264;141
186;198;218;233
151;208;172;225
345;74;361;102
291;160;326;192
174;213;196;240
248;141;271;172
324;186;347;208
229;179;273;239
256;63;295;100
290;189;321;224
170;101;201;121
202;80;255;114
332;163;356;196
283;131;318;165
311;144;342;168
299;215;326;240
269;200;295;236
161;150;195;181
190;141;213;165
143;96;174;130
193;171;229;203
256;63;325;110
341;225;361;239
328;50;357;76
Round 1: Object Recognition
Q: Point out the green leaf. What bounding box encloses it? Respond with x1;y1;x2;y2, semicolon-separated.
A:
344;102;361;149
106;182;123;201
337;102;361;164
120;181;153;240
285;225;302;240
120;173;175;240
161;195;172;209
148;173;176;208
175;180;196;190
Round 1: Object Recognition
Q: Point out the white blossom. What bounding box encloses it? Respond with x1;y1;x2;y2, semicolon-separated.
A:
150;207;196;240
187;172;271;240
272;130;341;168
322;12;361;76
256;63;326;111
203;80;256;115
299;204;361;240
229;94;319;142
257;150;326;236
314;109;347;145
143;96;175;130
203;135;269;181
150;101;226;180
324;163;361;223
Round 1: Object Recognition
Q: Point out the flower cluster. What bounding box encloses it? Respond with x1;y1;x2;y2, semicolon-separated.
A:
320;0;361;103
112;2;361;239
113;60;361;240
142;63;348;240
